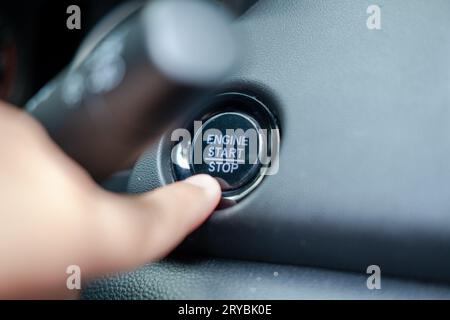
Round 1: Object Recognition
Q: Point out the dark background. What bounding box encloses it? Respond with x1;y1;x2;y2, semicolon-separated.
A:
0;0;257;106
0;0;125;105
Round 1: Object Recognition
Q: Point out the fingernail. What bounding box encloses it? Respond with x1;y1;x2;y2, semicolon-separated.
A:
184;174;221;199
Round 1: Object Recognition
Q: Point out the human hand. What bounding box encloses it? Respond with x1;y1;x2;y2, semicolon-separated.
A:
0;101;221;299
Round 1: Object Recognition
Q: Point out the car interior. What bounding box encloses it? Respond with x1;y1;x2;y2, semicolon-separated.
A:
2;0;450;300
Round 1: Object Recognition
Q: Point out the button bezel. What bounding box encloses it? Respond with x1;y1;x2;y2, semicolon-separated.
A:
172;92;280;203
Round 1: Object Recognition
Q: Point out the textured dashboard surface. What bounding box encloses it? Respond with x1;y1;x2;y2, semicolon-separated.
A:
83;258;450;300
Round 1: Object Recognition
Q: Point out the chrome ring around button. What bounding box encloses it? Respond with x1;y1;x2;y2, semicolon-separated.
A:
172;91;281;204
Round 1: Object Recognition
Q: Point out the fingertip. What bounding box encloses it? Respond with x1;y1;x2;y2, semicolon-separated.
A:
183;174;222;202
83;175;223;273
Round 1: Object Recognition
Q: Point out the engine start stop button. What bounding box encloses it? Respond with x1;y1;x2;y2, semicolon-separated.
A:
191;112;262;191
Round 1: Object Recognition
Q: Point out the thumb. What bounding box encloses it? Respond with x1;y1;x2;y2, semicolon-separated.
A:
83;174;221;274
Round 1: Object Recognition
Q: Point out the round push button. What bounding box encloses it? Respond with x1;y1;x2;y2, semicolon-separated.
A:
191;112;262;191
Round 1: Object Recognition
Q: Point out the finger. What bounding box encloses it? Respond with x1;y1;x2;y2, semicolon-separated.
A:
83;174;221;274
